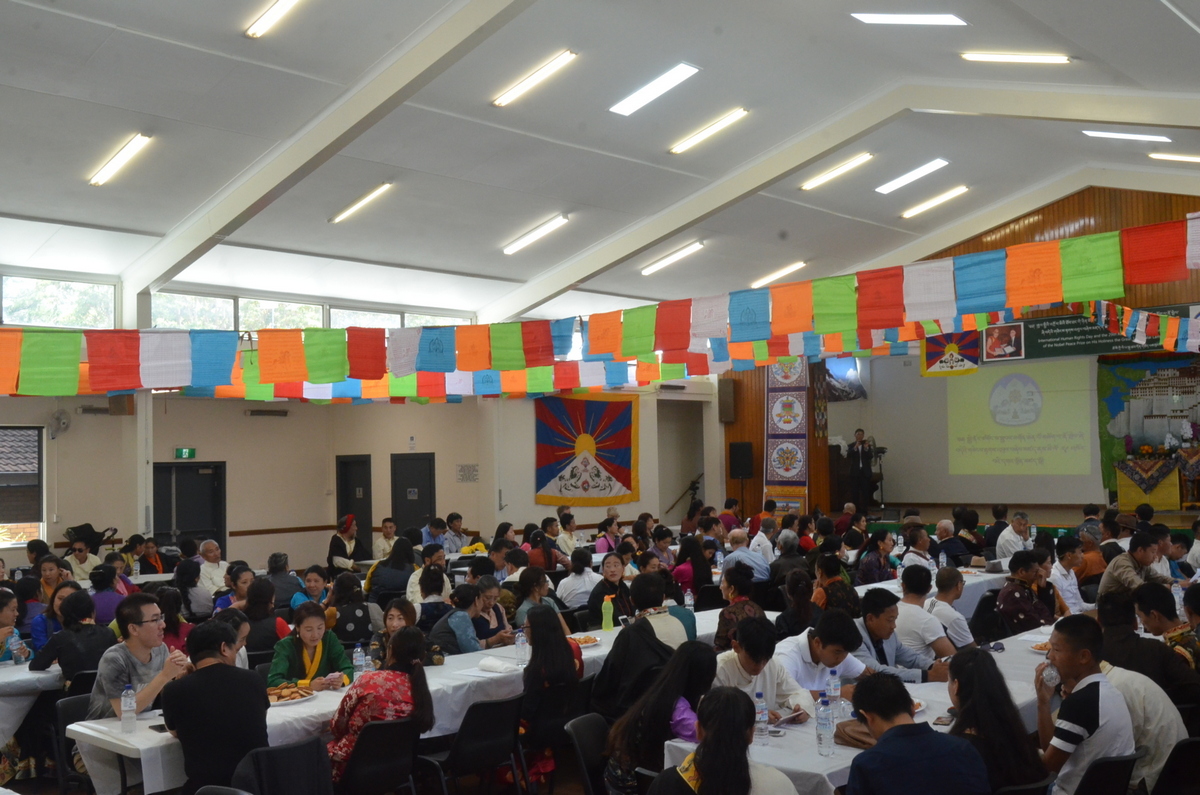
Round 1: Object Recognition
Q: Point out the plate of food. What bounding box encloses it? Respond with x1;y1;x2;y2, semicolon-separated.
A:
574;635;601;646
912;699;926;713
1030;641;1051;653
267;684;316;705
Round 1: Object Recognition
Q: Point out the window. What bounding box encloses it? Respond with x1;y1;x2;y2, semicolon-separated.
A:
330;308;403;329
2;276;115;329
152;292;235;330
0;427;42;548
239;299;322;330
404;313;470;327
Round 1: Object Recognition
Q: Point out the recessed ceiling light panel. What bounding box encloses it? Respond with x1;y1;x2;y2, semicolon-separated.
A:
610;64;700;116
1150;153;1200;163
902;185;968;218
800;152;873;190
493;51;577;107
246;0;302;38
851;13;966;24
329;183;392;223
875;158;949;194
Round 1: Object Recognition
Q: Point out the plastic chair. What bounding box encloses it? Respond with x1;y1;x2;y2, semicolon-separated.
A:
336;719;419;795
1073;749;1144;795
273;606;292;623
255;662;272;687
1174;703;1199;737
694;585;728;612
232;735;334;795
54;694;92;795
417;693;524;795
995;774;1057;795
548;569;570;588
564;713;610;795
566;607;592;633
522;681;581;794
1080;583;1100;604
246;650;274;670
1151;736;1200;795
968;589;1006;644
66;669;98;697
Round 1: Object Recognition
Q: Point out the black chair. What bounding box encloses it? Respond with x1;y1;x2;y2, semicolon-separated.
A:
273;606;292;623
196;788;255;795
1151;736;1200;794
54;694;92;795
418;693;524;795
995;775;1057;795
372;590;406;608
1173;703;1199;737
1080;573;1104;589
336;719;419;795
66;669;98;697
968;589;1006;643
565;713;609;795
571;675;596;718
635;768;658;795
247;650;274;670
522;681;582;794
548;569;570;589
955;554;976;568
232;735;334;795
983;547;998;562
1073;750;1144;795
1080;583;1100;604
255;662;272;687
566;606;592;633
694;585;727;612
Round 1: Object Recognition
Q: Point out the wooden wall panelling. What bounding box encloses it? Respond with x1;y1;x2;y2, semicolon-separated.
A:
720;367;765;518
807;362;831;514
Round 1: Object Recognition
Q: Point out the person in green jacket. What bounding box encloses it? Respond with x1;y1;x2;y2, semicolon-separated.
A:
267;600;353;688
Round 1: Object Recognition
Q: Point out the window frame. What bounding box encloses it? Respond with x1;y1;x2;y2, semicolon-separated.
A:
0;425;45;550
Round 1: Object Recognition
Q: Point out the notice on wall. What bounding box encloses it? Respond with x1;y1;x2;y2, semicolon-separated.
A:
1015;303;1200;360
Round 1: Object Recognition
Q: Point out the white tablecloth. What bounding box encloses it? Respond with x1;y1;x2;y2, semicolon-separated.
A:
70;608;741;795
0;661;62;740
853;566;1007;621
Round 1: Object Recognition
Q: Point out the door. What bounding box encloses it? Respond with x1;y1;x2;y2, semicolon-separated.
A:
336;455;372;533
153;462;226;552
391;453;435;533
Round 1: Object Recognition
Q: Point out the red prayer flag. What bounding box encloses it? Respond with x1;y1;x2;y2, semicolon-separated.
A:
84;331;142;391
766;335;790;357
1121;221;1187;285
1146;314;1161;340
417;371;446;398
553;361;581;390
274;382;304;399
684;352;709;376
345;327;387;380
654;299;692;352
856;267;906;329
522;321;555;368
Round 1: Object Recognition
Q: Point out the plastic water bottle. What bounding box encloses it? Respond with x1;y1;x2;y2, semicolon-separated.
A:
132;560;141;578
826;669;841;716
1173;582;1184;616
938;551;948;569
816;698;835;757
352;644;366;680
515;629;529;666
1041;664;1061;690
8;633;27;664
601;595;615;631
120;685;137;734
684;589;695;612
754;692;769;745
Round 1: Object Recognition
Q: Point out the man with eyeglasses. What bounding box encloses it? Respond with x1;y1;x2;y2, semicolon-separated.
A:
87;593;189;719
66;541;102;580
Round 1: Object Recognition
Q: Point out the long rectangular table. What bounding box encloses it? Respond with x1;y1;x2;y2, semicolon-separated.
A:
853;564;1008;620
0;661;63;740
68;608;750;795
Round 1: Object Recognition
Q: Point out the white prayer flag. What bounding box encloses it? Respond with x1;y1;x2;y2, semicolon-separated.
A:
445;370;474;395
578;361;606;388
1188;212;1200;270
387;328;420;377
139;331;192;388
690;294;729;340
788;333;805;356
903;258;957;321
303;382;333;400
1134;313;1149;345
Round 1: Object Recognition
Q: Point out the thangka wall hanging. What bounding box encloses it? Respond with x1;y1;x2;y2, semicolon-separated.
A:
764;361;807;514
534;394;639;506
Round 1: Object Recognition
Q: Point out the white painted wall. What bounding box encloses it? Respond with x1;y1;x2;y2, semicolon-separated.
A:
657;399;705;525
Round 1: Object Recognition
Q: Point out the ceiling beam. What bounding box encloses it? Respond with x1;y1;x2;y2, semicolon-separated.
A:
118;0;535;328
476;82;1200;323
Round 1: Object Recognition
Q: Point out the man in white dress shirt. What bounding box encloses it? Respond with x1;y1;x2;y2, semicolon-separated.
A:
1051;536;1094;615
776;609;867;699
996;511;1034;559
901;526;937;572
198;540;228;595
372;517;397;561
714;616;813;722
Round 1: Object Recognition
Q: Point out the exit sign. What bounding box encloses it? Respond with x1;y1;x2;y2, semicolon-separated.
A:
174;448;197;460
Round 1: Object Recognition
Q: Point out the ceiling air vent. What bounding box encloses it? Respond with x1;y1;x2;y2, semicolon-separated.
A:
245;409;289;418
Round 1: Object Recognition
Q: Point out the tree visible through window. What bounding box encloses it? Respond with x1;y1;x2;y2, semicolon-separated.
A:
0;427;42;548
2;276;115;329
152;292;235;330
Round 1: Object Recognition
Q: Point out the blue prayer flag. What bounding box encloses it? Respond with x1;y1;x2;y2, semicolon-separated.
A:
189;330;238;387
728;289;771;342
954;250;1007;315
550;318;575;356
415;326;456;372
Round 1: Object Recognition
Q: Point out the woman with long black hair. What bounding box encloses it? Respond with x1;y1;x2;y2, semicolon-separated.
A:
647;686;795;795
363;537;416;603
854;529;897;586
680;499;705;536
605;641;717;794
948;649;1046;791
511;605;582;789
671;535;712;597
174;558;213;622
775;568;820;640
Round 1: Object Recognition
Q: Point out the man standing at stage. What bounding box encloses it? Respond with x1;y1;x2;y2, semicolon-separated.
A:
848;429;873;512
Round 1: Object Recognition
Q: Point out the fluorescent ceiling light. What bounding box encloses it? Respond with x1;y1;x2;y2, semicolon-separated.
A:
902;185;968;218
246;0;302;38
641;242;704;275
669;108;748;154
751;262;807;289
329;183;392;223
851;13;966;24
1150;153;1200;163
89;134;151;186
493;51;577;107
1083;130;1172;142
875;158;949;194
800;152;873;190
610;64;700;116
503;214;569;255
961;52;1070;64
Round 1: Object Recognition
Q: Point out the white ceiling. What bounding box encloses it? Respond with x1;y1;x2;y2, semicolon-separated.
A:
2;0;1200;323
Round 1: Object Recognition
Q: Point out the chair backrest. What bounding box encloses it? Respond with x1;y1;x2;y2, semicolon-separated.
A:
565;713;610;795
1074;750;1143;795
338;719;419;795
247;650;274;670
66;669;99;697
571;674;596;717
566;606;592;634
443;693;524;775
232;735;334;795
255;662;272;687
635;767;659;795
694;585;728;612
967;589;1005;644
55;694;92;790
1080;583;1100;604
1151;736;1200;795
273;606;292;623
994;775;1057;795
548;569;570;588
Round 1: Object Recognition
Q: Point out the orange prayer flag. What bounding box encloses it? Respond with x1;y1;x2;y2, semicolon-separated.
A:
770;281;814;335
455;325;491;371
897;322;919;342
77;363;103;395
214;352;247;398
587;311;622;356
636;359;660;382
360;377;389;399
257;329;308;383
728;341;755;360
0;328;21;393
1164;316;1181;351
824;334;843;353
1005;241;1062;308
961;314;977;331
500;369;527;393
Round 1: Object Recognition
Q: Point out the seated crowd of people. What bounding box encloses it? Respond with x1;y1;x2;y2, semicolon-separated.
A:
2;497;1199;795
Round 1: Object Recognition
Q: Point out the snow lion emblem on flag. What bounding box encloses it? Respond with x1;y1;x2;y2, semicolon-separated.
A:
535;395;639;506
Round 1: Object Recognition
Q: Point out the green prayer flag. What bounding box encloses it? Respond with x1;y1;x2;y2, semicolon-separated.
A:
778;356;798;364
303;328;349;384
920;320;941;336
621;305;657;358
752;340;770;361
411;396;430;405
19;330;80;396
659;363;686;381
812;276;858;334
240;351;275;401
974;313;989;329
852;350;871;358
1060;232;1125;303
389;373;417;397
526;366;554;393
490;323;526;371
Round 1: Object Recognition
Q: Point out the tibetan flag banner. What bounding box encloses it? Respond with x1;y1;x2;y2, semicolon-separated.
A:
1060;232;1124;303
19;330;81;396
654;299;691;352
414;326;456;373
500;369;527;394
346;327;387;380
454;325;491;372
257;329;308;383
920;331;980;377
621;305;657;358
304;328;350;383
856;267;905;330
490;323;526;371
580;321;613;362
239;351;276;401
1121;221;1187;285
190;330;238;387
812;276;858;334
1006;241;1062;308
0;329;21;394
728;289;771;342
535;394;639;506
139;330;192;389
954;250;1007;315
85;330;142;392
903;258;957;321
770;281;813;336
522;320;555;368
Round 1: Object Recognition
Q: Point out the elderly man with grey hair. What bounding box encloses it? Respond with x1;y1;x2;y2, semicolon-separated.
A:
996;510;1034;559
770;529;807;586
197;540;229;594
750;516;780;566
723;528;771;582
265;551;304;609
932;520;973;565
